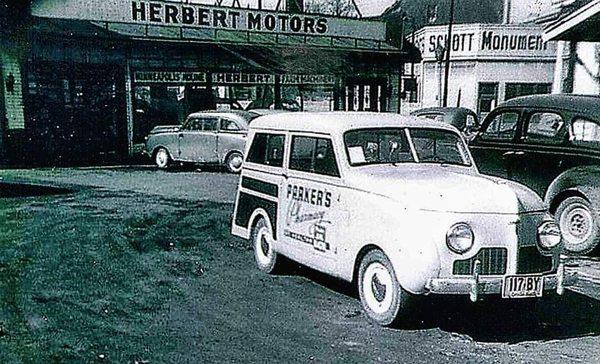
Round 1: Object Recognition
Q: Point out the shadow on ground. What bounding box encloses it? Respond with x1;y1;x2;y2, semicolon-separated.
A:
283;262;599;344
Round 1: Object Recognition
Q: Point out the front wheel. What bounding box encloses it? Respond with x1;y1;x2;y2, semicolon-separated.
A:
556;196;599;255
225;152;244;174
358;249;413;326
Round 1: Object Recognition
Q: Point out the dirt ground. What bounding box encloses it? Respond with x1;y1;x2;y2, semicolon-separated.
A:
0;168;599;363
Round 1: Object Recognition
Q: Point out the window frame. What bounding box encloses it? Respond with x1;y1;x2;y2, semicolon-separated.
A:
478;109;522;143
288;134;341;178
246;132;286;168
522;109;567;146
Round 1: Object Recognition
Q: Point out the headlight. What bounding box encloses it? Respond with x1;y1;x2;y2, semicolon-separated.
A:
537;221;561;249
446;223;474;254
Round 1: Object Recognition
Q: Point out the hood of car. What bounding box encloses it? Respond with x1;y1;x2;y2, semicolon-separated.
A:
347;164;545;214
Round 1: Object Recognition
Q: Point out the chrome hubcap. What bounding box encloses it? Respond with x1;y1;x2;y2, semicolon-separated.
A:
156;150;168;167
362;263;394;314
560;205;593;246
229;155;243;171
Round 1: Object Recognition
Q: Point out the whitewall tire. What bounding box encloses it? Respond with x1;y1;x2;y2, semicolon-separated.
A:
358;249;412;326
556;196;599;255
225;152;244;174
154;148;171;169
252;218;280;274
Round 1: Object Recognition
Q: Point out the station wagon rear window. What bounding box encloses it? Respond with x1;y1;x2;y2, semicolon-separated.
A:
344;128;471;167
247;133;286;167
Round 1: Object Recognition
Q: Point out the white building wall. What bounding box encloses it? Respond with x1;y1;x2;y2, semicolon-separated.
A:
572;42;600;95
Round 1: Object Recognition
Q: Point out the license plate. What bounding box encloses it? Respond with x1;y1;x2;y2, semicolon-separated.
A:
502;275;544;299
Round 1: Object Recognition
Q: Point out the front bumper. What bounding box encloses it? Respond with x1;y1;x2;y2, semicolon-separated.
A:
426;256;578;302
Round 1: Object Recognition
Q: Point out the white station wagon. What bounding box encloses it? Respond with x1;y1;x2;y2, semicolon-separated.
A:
231;112;577;326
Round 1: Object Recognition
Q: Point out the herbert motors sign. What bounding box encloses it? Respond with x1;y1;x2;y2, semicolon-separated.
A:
31;0;386;41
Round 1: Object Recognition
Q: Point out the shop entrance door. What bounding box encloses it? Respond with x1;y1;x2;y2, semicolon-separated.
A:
344;78;387;112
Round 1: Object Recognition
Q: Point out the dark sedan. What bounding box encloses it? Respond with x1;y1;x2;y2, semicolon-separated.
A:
469;94;600;255
410;107;480;142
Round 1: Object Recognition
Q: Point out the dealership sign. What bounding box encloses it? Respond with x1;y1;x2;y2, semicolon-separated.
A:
134;71;336;85
414;24;557;61
31;0;386;41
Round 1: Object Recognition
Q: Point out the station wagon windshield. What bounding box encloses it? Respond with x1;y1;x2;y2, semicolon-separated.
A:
344;128;472;167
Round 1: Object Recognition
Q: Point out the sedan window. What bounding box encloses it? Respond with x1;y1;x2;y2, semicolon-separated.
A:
183;118;203;131
410;129;471;166
525;112;564;144
480;111;519;141
572;118;600;146
220;119;240;131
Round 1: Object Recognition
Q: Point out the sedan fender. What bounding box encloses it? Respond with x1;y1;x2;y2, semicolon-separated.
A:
545;166;600;214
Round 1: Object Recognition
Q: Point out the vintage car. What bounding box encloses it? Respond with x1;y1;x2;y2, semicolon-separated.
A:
144;110;257;173
231;112;576;326
410;107;480;142
469;94;600;255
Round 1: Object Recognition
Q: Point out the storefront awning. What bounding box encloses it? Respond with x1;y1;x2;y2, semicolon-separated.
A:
543;0;600;41
30;17;420;74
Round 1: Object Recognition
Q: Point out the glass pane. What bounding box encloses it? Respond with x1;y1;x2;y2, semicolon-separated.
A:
183;118;202;131
265;135;285;167
481;112;519;141
290;137;316;172
314;139;340;177
410;129;471;166
220;119;239;131
247;133;268;164
526;112;564;143
344;129;413;166
572;118;600;145
202;118;217;131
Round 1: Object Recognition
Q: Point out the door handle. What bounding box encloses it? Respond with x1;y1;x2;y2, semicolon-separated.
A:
178;133;184;138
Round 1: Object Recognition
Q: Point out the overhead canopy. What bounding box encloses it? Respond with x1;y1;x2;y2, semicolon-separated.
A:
543;0;600;41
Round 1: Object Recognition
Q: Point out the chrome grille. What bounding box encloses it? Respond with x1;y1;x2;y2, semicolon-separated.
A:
453;248;508;276
516;246;554;274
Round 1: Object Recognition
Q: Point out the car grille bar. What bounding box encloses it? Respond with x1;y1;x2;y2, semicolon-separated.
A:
516;246;554;274
453;248;508;276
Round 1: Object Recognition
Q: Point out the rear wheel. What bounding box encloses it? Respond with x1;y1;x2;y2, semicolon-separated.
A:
556;196;599;255
252;218;280;274
225;152;243;174
154;148;171;169
358;249;413;326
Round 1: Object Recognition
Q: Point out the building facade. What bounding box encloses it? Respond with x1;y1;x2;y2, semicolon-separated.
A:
0;0;418;166
403;23;557;117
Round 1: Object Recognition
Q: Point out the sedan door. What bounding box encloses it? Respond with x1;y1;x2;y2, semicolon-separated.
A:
178;117;219;163
505;110;569;196
469;109;522;178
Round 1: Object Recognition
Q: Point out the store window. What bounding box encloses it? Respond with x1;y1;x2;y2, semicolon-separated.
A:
505;83;552;101
477;83;498;118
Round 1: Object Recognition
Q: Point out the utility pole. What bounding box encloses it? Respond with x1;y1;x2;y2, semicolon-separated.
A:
442;0;455;107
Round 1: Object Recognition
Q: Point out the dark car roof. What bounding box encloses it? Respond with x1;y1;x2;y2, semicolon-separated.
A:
498;94;600;115
410;107;475;116
410;107;477;129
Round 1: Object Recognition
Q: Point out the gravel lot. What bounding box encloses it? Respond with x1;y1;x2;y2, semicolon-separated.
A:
0;167;598;363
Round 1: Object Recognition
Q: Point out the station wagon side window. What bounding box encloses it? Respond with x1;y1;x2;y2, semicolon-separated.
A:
220;118;240;131
247;133;285;167
182;118;203;131
480;111;519;141
524;112;565;145
201;118;218;131
290;136;340;177
571;118;600;146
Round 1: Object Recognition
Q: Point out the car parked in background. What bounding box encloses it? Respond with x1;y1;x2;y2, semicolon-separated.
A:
411;107;480;142
469;94;600;255
232;112;575;326
145;110;257;173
